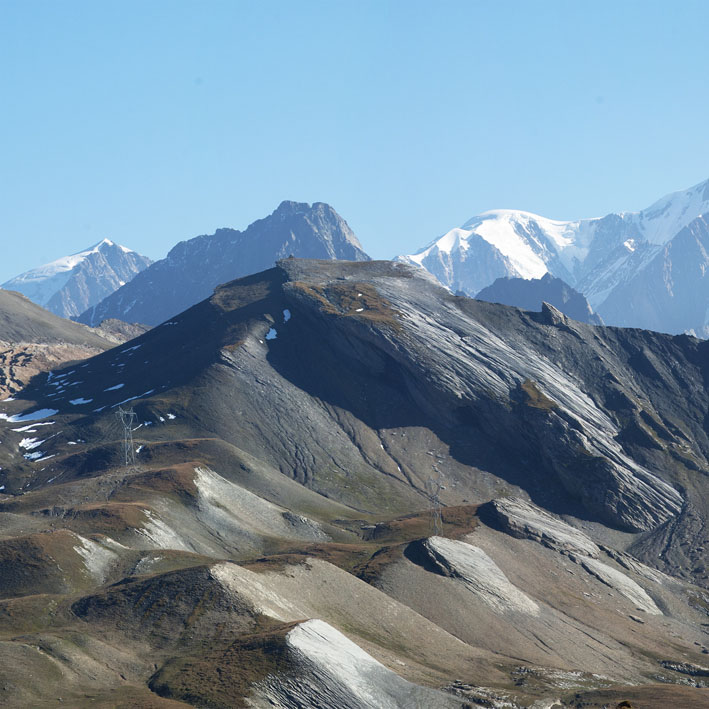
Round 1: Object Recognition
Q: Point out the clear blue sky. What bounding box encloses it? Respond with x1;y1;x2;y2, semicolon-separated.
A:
2;0;708;282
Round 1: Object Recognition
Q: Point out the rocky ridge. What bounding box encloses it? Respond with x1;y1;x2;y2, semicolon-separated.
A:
476;272;603;325
0;289;128;398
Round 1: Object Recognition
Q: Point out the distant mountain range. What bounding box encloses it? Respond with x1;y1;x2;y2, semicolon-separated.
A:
77;201;370;326
5;180;709;337
399;178;709;336
475;273;603;325
2;239;152;319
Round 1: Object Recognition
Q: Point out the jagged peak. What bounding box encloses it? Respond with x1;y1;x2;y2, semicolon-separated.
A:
82;238;135;255
272;199;346;222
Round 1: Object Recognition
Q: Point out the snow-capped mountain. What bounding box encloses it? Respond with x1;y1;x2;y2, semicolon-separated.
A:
398;178;709;335
597;214;709;335
2;239;152;319
77;201;370;327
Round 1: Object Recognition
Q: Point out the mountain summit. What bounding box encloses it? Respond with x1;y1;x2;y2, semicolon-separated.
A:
2;239;152;319
398;178;709;335
78;201;370;326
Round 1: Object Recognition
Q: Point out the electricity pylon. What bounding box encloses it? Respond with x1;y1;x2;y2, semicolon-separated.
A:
117;406;138;467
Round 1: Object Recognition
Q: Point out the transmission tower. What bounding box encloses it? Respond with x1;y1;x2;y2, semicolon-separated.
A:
117;406;138;467
425;468;444;536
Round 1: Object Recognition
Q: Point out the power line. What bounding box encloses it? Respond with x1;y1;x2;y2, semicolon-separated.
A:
425;468;444;536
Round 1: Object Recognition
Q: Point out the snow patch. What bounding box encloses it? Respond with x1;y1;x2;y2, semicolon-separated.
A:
110;389;155;408
69;397;93;405
12;421;55;432
265;327;277;340
0;409;58;423
1;242;125;306
19;437;44;450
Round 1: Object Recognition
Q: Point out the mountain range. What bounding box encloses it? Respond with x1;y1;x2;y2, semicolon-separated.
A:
399;178;709;336
2;239;152;319
4;180;709;339
77;200;370;327
0;258;707;707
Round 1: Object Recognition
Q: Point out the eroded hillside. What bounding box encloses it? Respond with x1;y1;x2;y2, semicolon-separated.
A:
0;259;708;707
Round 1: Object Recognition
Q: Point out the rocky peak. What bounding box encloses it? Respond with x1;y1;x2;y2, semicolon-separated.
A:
2;240;151;319
541;301;567;326
77;202;369;327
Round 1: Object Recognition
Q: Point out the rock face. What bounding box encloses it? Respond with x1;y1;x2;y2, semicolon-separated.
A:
575;556;662;615
398;178;709;335
481;497;601;558
14;262;703;532
480;496;663;616
2;239;152;319
250;619;463;709
476;273;603;325
78;201;370;327
92;318;150;344
422;536;540;615
0;289;116;397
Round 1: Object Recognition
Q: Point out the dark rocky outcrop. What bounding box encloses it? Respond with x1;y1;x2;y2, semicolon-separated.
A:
476;273;603;325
